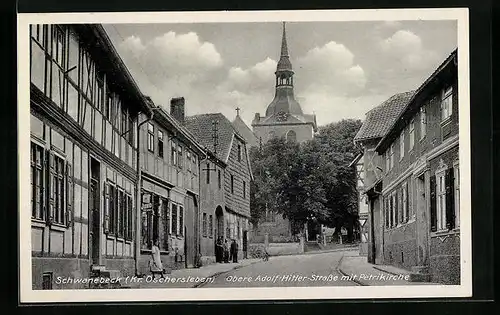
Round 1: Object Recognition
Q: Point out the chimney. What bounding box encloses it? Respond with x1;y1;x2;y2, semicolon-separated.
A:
170;97;185;124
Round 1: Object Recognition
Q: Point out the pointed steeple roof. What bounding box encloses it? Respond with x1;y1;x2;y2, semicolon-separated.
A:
276;22;293;72
281;21;289;57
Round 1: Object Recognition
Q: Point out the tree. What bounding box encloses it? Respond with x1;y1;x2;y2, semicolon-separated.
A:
249;119;362;241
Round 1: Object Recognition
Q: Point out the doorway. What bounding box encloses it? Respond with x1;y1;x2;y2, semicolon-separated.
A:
89;158;100;266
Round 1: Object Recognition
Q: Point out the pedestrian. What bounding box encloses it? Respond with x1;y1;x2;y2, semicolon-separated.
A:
231;239;239;263
215;237;223;263
223;239;229;263
150;239;165;278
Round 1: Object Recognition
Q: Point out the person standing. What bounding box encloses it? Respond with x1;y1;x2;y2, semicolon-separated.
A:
215;237;223;263
231;239;239;263
223;239;229;263
151;239;165;278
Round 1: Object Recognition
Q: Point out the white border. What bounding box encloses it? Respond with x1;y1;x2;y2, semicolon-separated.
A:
18;8;471;303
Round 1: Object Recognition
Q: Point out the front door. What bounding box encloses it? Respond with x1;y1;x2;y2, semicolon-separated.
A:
184;197;196;268
90;179;100;265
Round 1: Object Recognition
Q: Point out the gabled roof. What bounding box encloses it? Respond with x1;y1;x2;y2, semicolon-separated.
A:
185;113;236;162
354;91;415;144
375;48;458;153
232;114;259;147
185;113;254;181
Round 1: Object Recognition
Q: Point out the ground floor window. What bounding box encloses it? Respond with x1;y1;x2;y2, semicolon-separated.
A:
30;141;72;227
431;161;457;232
141;192;169;250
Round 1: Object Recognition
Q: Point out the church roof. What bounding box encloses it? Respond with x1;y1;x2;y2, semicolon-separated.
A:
185;113;246;163
354;91;415;143
232;114;259;147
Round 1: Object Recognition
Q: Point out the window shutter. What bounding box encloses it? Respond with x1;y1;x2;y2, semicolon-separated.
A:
446;168;455;230
430;175;437;232
47;152;55;225
65;162;73;227
405;182;410;222
103;182;110;234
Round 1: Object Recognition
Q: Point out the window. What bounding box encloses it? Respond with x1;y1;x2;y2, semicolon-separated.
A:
243;181;246;199
420;106;427;139
147;123;154;152
186;152;191;172
384;197;390;228
192;155;197;176
96;71;104;112
202;213;207;237
217;169;221;189
436;172;447;230
179;206;184;236
409;120;415;151
402;182;408;223
127;195;133;240
161;198;169;249
286;130;297;142
399;133;405;160
118;189;124;237
178;145;183;169
441;86;453;122
231;174;234;194
158;130;164;158
454;162;460;227
389;144;394;170
238;144;242;162
171;141;177;166
31;143;44;220
391;192;396;228
171;204;178;236
206;162;210;184
53;26;65;67
208;214;213;238
42;272;53;290
50;154;66;225
385;151;390;173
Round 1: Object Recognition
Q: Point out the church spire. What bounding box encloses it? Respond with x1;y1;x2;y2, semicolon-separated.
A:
281;21;289;57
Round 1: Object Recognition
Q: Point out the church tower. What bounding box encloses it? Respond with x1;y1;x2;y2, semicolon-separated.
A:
252;22;317;144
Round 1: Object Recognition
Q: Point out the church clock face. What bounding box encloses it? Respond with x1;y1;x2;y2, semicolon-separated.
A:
276;111;289;122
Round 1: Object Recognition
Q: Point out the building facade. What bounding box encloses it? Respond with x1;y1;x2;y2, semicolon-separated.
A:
30;24;152;289
136;97;205;274
354;91;414;263
361;49;460;284
186;113;253;261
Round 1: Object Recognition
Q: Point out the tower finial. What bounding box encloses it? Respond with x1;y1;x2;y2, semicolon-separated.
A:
281;21;288;57
236;107;241;116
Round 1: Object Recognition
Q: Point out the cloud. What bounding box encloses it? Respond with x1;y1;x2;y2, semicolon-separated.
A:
379;30;439;71
117;31;224;101
221;57;277;92
295;41;367;96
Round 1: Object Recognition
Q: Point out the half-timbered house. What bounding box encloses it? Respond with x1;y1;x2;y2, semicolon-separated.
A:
30;24;152;289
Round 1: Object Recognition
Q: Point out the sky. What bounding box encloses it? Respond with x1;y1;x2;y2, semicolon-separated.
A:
103;20;457;128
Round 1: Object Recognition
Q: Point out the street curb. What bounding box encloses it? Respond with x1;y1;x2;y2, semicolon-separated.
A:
372;265;409;276
265;246;359;258
336;255;365;286
193;260;262;288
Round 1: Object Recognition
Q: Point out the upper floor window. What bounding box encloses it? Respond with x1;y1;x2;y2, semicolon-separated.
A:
399;132;405;160
441;86;453;122
389;143;394;169
237;144;242;162
186;151;191;172
206;162;210;184
420;106;427;139
385;151;390;173
230;174;234;194
171;141;177;166
147;123;154;152
409;119;415;151
178;145;183;169
158;130;164;158
243;181;246;199
31;142;45;220
218;169;221;190
53;26;65;67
